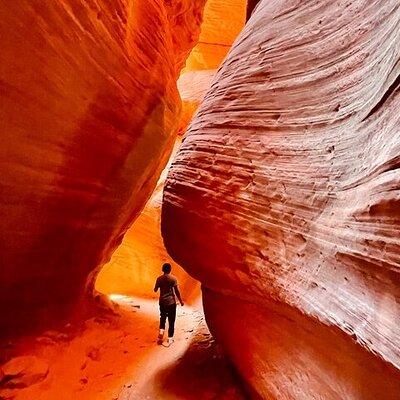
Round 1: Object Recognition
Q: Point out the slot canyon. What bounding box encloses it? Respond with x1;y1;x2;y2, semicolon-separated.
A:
0;1;399;399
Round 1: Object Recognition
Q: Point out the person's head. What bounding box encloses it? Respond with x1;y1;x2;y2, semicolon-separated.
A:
162;263;172;274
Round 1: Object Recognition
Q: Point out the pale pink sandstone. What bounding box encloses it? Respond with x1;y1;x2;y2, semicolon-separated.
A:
162;0;400;398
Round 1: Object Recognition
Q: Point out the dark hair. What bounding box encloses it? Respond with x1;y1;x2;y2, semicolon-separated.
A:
162;263;172;273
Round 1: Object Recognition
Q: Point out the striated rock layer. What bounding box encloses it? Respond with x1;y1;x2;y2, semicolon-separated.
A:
0;0;206;332
162;0;400;398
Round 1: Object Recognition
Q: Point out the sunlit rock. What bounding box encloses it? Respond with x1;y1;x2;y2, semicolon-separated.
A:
96;0;247;296
0;0;206;331
178;0;246;134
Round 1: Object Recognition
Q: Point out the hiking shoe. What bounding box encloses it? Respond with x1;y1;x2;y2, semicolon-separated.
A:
168;338;174;345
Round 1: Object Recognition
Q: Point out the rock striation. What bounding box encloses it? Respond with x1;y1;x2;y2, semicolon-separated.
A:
0;0;206;332
162;0;400;398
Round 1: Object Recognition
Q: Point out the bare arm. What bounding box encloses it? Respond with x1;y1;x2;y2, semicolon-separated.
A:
154;278;159;293
174;285;184;306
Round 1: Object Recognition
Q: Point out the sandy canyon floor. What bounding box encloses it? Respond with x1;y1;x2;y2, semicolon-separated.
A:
0;296;246;400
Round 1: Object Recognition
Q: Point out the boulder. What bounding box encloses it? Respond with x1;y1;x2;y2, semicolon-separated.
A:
1;356;49;388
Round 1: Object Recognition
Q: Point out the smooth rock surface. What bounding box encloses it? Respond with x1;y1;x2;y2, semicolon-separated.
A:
95;0;246;298
183;0;246;72
0;0;205;331
178;0;246;134
162;0;400;398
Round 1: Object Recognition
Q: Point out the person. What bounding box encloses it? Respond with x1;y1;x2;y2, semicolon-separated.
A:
154;263;184;345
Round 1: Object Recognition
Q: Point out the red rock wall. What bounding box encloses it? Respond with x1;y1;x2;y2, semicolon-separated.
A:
0;0;205;332
94;0;246;300
162;0;400;398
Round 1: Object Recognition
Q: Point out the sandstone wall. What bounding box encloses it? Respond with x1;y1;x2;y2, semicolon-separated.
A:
95;141;200;304
178;0;246;134
0;0;205;332
95;0;246;299
162;0;400;398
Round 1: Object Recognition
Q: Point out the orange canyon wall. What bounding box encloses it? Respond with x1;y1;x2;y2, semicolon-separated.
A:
95;0;246;300
0;0;206;331
162;0;400;398
178;0;246;133
95;141;201;303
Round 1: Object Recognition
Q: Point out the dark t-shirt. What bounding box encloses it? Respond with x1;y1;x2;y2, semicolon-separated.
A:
155;274;178;306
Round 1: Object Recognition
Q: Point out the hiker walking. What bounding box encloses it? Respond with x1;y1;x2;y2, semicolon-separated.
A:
154;263;184;345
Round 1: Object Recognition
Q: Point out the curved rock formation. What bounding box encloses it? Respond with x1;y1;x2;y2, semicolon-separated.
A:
0;0;206;332
178;0;246;134
95;141;200;304
162;0;400;398
95;0;246;300
177;70;215;135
